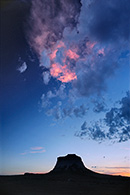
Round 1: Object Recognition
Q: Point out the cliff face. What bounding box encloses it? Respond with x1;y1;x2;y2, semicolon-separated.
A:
50;154;93;174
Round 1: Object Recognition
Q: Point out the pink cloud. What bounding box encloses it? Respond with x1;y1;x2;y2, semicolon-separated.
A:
65;49;79;60
20;147;46;155
50;63;77;83
98;48;105;56
30;149;46;154
58;70;77;83
49;41;66;60
50;63;63;77
20;152;27;155
30;147;44;150
48;41;79;83
86;41;97;50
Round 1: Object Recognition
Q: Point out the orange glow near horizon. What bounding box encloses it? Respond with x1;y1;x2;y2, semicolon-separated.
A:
94;167;130;177
112;172;130;177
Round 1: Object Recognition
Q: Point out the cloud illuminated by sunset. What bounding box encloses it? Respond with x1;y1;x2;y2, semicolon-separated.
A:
65;49;79;60
47;41;79;83
45;39;106;83
50;63;77;83
21;147;45;155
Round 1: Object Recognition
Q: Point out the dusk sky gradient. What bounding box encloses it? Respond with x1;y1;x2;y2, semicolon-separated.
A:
0;0;130;176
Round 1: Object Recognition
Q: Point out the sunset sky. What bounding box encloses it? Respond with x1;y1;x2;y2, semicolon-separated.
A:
0;0;130;176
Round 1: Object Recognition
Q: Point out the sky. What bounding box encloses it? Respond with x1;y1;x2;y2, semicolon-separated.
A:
0;0;130;176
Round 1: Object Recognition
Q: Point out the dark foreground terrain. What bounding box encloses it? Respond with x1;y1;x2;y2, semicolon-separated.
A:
0;154;130;195
0;172;130;195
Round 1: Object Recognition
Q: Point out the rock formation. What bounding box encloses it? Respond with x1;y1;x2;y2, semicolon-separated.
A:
50;154;94;175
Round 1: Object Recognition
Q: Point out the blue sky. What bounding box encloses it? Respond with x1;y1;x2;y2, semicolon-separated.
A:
0;0;130;176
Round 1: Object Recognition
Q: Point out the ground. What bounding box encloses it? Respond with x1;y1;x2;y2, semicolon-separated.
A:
0;172;129;195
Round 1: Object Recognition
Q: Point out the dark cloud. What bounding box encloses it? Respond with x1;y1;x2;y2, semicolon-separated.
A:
81;121;87;131
119;91;130;122
76;92;130;143
27;0;82;54
76;121;106;142
105;91;130;142
92;99;108;113
65;0;130;98
73;46;119;97
86;0;130;42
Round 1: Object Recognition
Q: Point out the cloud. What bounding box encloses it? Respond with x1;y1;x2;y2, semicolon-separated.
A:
105;91;130;142
17;62;27;73
26;0;129;82
84;0;130;42
73;104;87;117
21;146;45;155
42;71;51;85
20;152;27;155
76;121;106;142
30;149;45;154
63;0;129;97
92;98;108;113
40;51;51;68
27;0;82;54
63;104;88;118
76;92;130;143
41;83;66;108
27;0;129;86
81;121;87;130
105;167;130;169
30;147;43;150
46;101;62;120
26;0;129;121
72;40;125;97
50;62;77;83
46;102;88;120
119;91;130;123
41;94;50;108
